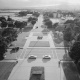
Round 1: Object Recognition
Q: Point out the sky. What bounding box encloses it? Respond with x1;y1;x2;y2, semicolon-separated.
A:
0;0;80;9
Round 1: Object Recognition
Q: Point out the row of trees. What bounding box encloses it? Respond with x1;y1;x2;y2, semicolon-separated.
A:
63;19;80;47
0;28;18;60
18;10;40;17
0;11;39;60
28;17;38;25
0;16;28;29
63;19;80;65
0;15;39;29
43;15;80;66
43;16;59;29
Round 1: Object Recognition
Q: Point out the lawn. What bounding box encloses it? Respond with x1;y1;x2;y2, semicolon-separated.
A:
25;48;53;59
0;62;17;80
5;49;23;60
61;62;80;80
29;41;50;47
5;27;31;60
10;31;30;48
23;27;33;32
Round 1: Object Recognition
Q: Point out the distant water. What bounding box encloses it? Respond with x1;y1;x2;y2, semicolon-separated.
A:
0;9;21;17
0;9;28;18
0;13;15;17
0;9;21;12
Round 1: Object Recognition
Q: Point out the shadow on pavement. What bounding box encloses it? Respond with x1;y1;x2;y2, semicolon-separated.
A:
42;59;51;63
10;49;16;54
27;59;36;63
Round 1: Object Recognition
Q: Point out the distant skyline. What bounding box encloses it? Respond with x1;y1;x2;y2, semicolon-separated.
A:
0;0;80;10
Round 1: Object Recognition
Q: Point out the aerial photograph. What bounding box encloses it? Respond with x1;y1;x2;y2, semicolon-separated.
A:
0;0;80;80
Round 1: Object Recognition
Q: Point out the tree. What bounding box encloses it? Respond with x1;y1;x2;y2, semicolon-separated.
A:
18;11;27;17
32;17;38;21
2;28;18;45
0;16;6;22
63;27;74;53
7;21;15;28
43;17;49;22
7;16;13;21
0;16;7;28
75;33;80;42
52;23;58;29
28;17;33;22
31;20;36;25
1;20;7;28
63;28;73;42
2;28;14;37
0;27;18;60
64;20;74;24
15;21;25;28
44;19;52;28
33;12;40;17
69;41;80;64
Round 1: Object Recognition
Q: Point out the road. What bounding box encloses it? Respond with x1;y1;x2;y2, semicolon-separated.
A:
8;15;74;80
33;15;43;29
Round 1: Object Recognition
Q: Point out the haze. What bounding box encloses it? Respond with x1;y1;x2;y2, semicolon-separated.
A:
0;0;80;10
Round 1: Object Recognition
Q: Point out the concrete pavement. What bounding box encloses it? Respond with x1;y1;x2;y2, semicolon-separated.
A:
8;59;60;80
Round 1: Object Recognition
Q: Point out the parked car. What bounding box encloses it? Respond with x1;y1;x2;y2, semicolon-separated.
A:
37;36;43;39
43;55;51;59
12;47;19;52
28;55;37;59
36;26;38;29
